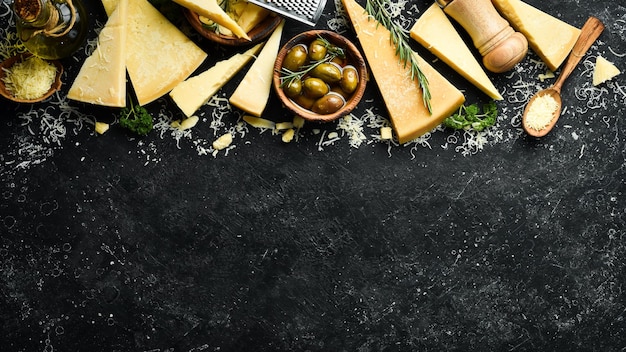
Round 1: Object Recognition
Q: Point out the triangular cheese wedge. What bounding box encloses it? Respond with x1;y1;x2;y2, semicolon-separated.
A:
342;0;465;144
229;20;285;117
126;0;207;106
172;0;250;40
593;56;621;86
410;3;502;101
170;42;264;117
492;0;580;71
237;3;270;33
68;0;128;107
101;0;117;16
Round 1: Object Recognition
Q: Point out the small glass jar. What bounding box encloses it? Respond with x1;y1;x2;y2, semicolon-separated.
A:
13;0;88;60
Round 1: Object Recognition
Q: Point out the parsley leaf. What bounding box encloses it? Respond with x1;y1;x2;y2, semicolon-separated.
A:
119;98;153;136
443;100;498;132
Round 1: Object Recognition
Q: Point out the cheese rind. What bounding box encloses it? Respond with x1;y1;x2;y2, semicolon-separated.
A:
342;0;465;144
592;56;620;86
170;43;263;117
229;20;285;117
68;0;127;107
126;0;207;106
172;0;250;40
410;3;502;101
492;0;580;71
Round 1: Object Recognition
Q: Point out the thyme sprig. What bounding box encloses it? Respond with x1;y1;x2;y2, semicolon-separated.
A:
278;36;345;87
364;0;432;113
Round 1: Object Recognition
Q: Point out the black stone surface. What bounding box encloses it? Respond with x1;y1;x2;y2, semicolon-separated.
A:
1;0;626;351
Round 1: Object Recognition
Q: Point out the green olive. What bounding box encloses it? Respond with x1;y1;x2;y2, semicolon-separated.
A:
310;62;342;84
331;56;345;66
293;94;316;110
330;85;350;100
312;92;346;115
282;44;308;72
340;65;359;94
283;79;302;98
302;77;329;99
308;39;327;61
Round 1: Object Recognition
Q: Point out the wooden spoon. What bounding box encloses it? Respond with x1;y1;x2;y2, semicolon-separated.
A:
522;16;605;137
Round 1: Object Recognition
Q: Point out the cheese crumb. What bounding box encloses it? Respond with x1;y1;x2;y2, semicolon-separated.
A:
282;128;295;143
525;94;559;131
179;116;199;130
213;133;233;150
380;126;393;140
94;122;110;134
593;56;620;86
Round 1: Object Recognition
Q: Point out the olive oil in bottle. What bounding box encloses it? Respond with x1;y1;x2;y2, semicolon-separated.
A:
13;0;88;60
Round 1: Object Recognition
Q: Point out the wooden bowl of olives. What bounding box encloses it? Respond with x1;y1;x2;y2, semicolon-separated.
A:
183;8;282;46
273;30;367;122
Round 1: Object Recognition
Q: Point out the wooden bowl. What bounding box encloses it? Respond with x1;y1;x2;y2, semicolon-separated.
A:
0;52;63;103
273;30;367;122
183;9;282;46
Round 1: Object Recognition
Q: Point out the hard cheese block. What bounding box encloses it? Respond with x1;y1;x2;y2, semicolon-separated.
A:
492;0;580;71
229;20;285;117
126;0;207;106
410;3;502;101
170;42;263;117
68;0;127;107
101;0;117;16
593;56;621;86
172;0;250;40
342;0;465;144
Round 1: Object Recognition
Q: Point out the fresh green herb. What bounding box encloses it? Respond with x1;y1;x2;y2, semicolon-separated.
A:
364;0;431;113
119;98;154;136
279;36;345;88
443;101;498;132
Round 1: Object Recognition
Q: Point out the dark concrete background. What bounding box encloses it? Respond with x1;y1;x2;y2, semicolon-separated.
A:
1;0;625;351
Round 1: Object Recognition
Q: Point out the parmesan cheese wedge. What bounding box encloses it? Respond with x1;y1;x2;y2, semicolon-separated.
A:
68;0;127;107
126;0;207;106
101;0;117;16
342;0;465;144
229;20;285;117
172;0;250;40
410;3;502;101
492;0;580;71
170;42;263;117
593;56;620;86
236;2;271;33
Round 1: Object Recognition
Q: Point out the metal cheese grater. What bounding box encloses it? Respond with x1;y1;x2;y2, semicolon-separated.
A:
246;0;328;26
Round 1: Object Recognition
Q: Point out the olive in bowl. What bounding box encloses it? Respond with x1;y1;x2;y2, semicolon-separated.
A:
273;30;367;122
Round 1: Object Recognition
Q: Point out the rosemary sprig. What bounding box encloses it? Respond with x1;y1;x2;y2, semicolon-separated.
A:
278;36;345;87
364;0;432;113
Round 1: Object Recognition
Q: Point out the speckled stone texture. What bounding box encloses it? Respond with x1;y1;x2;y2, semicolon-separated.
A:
1;0;625;351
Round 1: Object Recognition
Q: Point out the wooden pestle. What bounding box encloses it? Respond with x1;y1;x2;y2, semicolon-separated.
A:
437;0;528;73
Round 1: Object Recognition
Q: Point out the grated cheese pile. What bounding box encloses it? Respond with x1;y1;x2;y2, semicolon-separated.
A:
2;56;56;100
525;94;559;131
